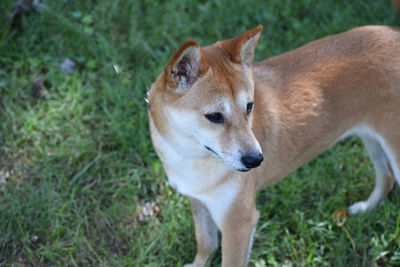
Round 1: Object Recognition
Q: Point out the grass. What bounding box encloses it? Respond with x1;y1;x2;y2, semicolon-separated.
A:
0;0;399;266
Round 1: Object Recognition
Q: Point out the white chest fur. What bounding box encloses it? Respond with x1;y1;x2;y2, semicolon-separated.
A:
149;117;239;227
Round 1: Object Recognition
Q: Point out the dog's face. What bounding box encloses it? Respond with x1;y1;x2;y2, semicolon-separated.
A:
150;26;264;172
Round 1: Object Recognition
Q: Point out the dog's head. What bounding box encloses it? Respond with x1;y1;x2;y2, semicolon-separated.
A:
150;26;263;172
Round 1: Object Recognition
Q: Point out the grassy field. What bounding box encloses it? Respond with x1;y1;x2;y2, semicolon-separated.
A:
0;0;399;266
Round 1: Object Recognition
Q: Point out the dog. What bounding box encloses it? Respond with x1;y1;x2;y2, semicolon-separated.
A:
147;25;400;266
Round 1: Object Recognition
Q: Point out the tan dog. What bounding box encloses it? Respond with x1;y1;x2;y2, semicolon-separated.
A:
148;25;400;266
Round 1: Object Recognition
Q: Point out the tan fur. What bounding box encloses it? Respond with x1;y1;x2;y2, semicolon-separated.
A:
148;25;400;266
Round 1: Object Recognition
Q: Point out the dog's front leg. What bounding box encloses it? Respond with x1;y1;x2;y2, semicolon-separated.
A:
184;198;218;267
220;196;259;266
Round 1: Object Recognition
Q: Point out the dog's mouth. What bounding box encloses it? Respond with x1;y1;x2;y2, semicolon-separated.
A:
205;145;218;156
204;146;252;172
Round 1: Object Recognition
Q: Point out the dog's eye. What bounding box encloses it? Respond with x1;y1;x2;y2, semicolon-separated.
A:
205;112;224;123
246;102;254;115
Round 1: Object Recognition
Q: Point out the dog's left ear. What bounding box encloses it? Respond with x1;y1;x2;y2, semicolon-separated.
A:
219;25;263;67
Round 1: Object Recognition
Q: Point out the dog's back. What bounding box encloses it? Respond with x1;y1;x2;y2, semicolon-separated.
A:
251;26;400;190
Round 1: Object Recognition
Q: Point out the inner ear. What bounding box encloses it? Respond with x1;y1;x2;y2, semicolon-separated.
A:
239;32;261;66
171;51;197;91
165;40;208;93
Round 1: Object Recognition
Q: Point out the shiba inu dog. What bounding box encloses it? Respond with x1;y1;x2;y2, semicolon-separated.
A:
147;25;400;266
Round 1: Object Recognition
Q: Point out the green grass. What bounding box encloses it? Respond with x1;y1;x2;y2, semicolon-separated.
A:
0;0;399;266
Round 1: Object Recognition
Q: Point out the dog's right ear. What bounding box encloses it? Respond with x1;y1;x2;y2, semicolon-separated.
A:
219;25;263;67
165;40;209;93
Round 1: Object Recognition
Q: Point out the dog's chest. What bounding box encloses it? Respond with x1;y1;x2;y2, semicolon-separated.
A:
162;151;240;227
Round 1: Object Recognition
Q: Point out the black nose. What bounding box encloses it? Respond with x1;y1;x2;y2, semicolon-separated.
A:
241;153;263;169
